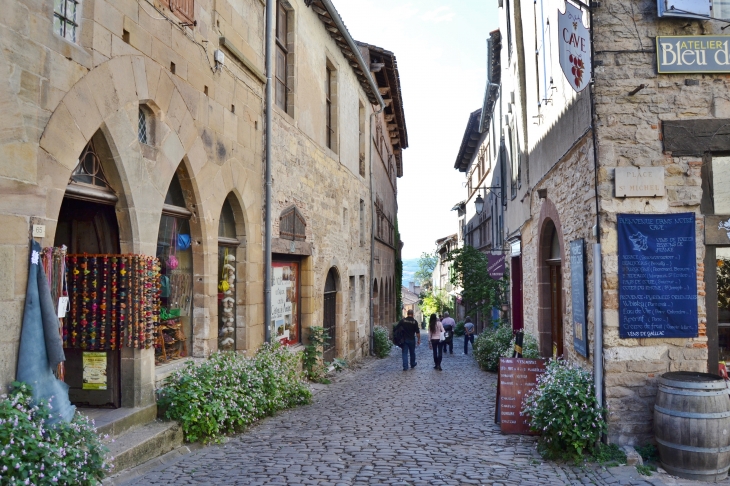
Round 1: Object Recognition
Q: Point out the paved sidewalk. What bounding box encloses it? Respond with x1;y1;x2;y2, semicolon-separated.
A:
111;333;724;485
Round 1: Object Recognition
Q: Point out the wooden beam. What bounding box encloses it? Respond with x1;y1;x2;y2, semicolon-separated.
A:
379;87;391;95
384;114;395;122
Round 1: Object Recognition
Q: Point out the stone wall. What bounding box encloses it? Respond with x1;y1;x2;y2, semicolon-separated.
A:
592;0;718;445
521;134;597;366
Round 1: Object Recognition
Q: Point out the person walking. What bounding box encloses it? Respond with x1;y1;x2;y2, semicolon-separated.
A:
395;309;420;371
463;316;476;355
441;311;456;355
428;313;445;371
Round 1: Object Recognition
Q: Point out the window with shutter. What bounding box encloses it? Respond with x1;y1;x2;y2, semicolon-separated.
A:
167;0;194;24
280;206;306;241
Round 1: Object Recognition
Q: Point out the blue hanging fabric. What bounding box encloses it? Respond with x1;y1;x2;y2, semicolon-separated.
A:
177;233;191;251
16;239;75;424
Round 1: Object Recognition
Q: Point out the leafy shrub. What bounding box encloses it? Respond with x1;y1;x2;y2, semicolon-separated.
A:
302;326;330;383
635;443;658;462
473;323;514;371
158;344;311;443
454;321;465;337
0;382;111;485
332;358;348;372
522;360;606;460
636;464;657;476
592;443;627;466
501;331;540;359
373;326;392;358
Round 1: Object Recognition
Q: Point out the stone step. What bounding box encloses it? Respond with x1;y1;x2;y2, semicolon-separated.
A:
79;404;158;438
106;420;183;474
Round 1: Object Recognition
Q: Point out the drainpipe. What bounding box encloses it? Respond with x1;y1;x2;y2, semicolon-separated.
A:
588;3;603;410
263;0;274;343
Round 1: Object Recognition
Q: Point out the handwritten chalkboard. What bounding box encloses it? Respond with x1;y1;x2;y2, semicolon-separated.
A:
618;213;697;339
571;239;588;357
497;358;547;435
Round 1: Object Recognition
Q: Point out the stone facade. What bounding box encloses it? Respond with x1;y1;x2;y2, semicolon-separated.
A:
0;0;406;410
455;0;725;445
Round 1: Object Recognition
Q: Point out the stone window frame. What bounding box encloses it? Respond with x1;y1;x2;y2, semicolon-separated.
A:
53;0;80;43
325;58;339;153
358;100;366;177
275;0;296;117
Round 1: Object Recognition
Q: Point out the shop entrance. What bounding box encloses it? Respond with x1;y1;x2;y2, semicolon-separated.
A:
323;269;337;362
54;139;122;408
539;220;564;358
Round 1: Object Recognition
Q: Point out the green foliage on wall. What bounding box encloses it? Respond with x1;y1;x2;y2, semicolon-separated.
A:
446;245;508;318
395;217;403;318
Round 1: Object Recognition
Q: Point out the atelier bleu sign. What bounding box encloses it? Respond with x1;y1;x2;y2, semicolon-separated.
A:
618;213;697;339
657;36;730;74
570;239;588;358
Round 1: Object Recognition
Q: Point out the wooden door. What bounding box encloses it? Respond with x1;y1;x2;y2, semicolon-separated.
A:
322;269;337;362
56;197;122;408
550;264;563;358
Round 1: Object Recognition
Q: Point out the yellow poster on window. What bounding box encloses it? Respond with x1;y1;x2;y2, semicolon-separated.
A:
82;352;107;390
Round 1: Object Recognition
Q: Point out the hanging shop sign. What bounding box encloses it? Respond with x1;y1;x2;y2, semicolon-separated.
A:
618;213;698;338
488;253;507;279
570;239;588;358
82;352;107;390
558;1;592;93
496;358;547;435
657;36;730;74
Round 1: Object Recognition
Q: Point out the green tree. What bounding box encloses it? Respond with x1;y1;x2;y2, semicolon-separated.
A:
446;246;507;319
414;251;438;290
419;287;452;319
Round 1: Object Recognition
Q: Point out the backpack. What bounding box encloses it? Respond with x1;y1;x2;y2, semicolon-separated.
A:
393;322;406;348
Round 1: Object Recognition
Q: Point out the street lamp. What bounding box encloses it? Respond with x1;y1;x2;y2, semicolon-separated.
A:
473;186;501;215
475;194;485;215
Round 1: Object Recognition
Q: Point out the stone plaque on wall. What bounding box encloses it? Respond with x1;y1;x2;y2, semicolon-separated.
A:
705;215;730;245
615;167;665;197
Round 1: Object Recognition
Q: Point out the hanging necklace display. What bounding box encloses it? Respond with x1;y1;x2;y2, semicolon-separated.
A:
70;255;79;348
110;257;118;350
99;256;108;350
80;256;89;350
219;248;236;351
119;255;129;347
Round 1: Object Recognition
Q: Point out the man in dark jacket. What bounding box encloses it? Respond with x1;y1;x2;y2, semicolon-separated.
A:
395;309;420;370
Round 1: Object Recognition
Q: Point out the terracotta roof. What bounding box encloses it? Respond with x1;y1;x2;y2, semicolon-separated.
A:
304;0;380;105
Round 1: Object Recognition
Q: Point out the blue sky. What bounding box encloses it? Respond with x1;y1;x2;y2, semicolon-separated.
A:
335;1;500;259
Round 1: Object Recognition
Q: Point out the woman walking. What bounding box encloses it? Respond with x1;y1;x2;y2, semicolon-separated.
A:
428;313;445;371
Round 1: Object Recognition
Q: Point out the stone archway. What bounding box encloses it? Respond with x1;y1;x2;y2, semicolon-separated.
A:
36;55;262;407
537;198;566;358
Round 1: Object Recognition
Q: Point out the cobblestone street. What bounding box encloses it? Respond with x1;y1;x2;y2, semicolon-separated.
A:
114;334;710;486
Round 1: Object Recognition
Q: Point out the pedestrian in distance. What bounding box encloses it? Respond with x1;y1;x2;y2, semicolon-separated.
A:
428;313;445;371
441;311;456;355
394;309;420;371
463;316;476;355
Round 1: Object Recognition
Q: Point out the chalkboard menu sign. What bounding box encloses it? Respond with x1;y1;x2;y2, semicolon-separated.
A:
571;239;588;358
497;358;547;435
618;213;697;339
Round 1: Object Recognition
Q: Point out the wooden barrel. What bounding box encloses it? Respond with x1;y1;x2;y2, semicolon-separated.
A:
654;371;730;481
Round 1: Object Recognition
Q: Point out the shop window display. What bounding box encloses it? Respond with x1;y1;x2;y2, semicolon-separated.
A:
218;199;238;351
271;261;300;346
155;173;194;364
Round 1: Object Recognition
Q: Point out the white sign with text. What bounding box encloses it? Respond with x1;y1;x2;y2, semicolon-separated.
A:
558;2;591;93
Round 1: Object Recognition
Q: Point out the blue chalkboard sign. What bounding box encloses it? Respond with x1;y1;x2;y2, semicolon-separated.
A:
618;213;697;339
571;239;588;357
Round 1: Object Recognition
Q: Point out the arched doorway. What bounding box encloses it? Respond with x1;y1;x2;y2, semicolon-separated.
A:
323;268;338;362
54;134;123;407
379;278;385;325
372;279;379;326
539;220;564;358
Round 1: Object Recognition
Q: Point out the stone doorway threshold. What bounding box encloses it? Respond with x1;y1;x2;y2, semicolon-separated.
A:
78;404;183;476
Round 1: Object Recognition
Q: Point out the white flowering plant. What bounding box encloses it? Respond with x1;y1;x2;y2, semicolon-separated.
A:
522;360;606;460
0;381;111;485
157;344;311;443
372;326;392;358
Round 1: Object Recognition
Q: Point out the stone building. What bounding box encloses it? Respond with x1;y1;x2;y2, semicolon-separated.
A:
455;0;730;445
0;0;406;451
357;42;407;337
